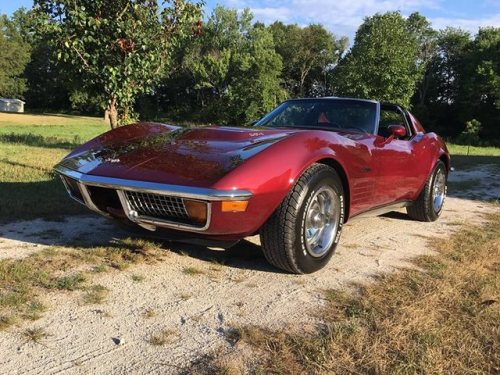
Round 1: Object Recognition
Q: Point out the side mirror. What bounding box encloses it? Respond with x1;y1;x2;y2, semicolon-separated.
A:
387;124;406;139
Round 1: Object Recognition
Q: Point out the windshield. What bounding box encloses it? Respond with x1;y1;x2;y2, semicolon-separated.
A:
255;99;378;134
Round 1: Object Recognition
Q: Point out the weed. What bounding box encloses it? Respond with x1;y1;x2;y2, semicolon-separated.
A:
22;327;50;344
48;273;86;291
131;274;145;282
82;285;109;304
178;293;192;301
182;266;204;276
143;308;156;318
147;329;177;346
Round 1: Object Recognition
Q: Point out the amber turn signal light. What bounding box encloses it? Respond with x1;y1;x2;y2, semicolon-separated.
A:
221;200;249;212
184;199;208;225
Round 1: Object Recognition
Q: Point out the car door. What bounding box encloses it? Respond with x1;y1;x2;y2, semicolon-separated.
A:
373;104;420;205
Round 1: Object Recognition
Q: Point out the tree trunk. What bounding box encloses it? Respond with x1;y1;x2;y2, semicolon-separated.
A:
103;109;110;125
108;98;118;129
123;105;129;124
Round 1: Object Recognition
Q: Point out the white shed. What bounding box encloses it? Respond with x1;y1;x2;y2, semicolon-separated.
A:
0;98;25;113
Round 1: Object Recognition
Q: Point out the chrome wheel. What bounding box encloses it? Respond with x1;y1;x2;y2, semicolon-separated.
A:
303;186;340;257
432;168;446;213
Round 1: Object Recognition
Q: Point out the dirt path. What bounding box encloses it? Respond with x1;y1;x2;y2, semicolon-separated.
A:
0;167;498;374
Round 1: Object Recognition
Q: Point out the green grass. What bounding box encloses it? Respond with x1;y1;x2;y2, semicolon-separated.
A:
0;113;107;143
447;143;500;170
0;112;108;223
82;285;109;304
447;143;500;156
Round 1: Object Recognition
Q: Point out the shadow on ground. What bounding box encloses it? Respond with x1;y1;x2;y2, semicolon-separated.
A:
0;213;278;273
0;133;81;149
0;178;88;223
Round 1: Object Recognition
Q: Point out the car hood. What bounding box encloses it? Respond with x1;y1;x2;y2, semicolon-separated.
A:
59;124;297;187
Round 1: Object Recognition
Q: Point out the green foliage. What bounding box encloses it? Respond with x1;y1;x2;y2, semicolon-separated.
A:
413;27;500;143
182;6;286;124
428;28;472;106
33;0;203;127
0;12;31;98
457;119;482;146
332;12;421;107
470;28;500;109
270;22;348;97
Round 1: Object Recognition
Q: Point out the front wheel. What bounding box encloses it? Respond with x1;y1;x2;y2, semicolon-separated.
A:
407;160;447;222
260;163;344;274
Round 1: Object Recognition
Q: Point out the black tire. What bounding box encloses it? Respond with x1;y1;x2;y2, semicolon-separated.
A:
260;163;345;274
407;160;447;222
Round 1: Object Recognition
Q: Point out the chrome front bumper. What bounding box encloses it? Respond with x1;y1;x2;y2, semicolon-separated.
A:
54;165;252;233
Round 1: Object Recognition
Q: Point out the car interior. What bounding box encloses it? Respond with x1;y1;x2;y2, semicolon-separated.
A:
260;99;378;134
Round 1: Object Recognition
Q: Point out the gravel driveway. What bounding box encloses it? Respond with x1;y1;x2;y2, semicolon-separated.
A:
0;166;498;374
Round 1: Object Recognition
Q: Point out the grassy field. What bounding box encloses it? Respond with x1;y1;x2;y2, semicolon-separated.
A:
205;211;500;374
447;143;500;170
447;143;500;156
0;113;107;144
0;113;108;222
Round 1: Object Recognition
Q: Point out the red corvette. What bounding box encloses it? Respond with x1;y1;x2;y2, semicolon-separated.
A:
55;97;449;273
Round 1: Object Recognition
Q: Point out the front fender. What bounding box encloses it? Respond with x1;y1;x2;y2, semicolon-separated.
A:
211;131;365;235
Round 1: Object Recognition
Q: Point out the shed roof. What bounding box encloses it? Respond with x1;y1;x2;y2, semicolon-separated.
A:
0;98;25;104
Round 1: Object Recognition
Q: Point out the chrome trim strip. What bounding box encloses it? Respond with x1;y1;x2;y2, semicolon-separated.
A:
59;176;85;205
54;165;253;201
117;190;211;232
350;201;412;220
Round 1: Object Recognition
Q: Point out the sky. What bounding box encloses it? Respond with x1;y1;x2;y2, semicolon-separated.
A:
2;0;500;41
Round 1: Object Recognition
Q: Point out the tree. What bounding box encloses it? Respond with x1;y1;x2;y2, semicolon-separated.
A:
0;13;31;98
473;28;500;109
33;0;203;128
332;12;420;107
270;22;347;97
457;119;481;149
464;28;500;141
182;6;286;124
427;28;472;106
407;12;438;106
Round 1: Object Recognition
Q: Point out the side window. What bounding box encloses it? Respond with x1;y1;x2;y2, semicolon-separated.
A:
378;107;410;139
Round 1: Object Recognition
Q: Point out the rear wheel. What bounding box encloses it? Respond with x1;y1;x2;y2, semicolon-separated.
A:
260;163;344;274
407;160;447;222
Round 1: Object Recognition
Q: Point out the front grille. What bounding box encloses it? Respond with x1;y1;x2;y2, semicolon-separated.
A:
124;191;190;223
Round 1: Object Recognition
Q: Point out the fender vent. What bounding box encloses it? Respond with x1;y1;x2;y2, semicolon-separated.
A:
60;176;84;204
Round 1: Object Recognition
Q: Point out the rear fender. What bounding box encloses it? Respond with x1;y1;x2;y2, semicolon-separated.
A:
413;133;450;198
